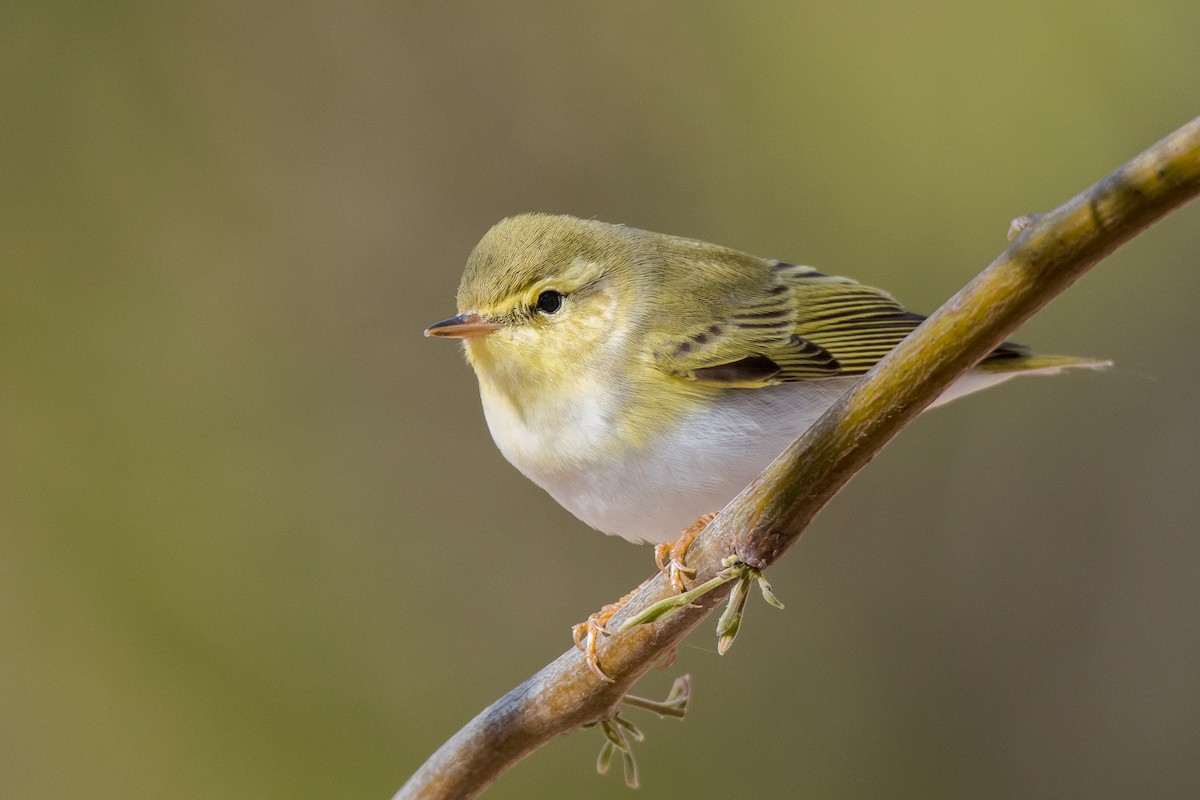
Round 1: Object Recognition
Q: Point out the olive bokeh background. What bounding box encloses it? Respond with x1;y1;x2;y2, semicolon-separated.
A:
4;3;1200;799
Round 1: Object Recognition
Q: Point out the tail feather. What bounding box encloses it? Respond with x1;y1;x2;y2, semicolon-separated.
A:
977;353;1112;375
930;353;1110;409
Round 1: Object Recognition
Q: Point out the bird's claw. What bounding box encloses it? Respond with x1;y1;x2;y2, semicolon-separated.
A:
572;594;634;682
654;512;716;593
654;543;696;594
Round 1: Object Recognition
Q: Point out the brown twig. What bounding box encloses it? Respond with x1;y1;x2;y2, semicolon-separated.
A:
395;116;1200;800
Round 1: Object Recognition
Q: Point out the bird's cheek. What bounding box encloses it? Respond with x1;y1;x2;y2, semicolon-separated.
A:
466;331;521;373
503;324;546;353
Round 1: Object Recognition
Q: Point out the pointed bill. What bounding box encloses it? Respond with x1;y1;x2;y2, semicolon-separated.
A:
424;313;501;339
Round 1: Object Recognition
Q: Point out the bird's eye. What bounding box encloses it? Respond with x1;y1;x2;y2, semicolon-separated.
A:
535;290;564;314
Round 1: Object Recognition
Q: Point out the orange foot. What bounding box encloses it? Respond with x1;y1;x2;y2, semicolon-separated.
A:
654;512;717;594
573;588;637;682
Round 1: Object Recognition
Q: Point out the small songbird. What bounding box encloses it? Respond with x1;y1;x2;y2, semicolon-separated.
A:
426;213;1103;675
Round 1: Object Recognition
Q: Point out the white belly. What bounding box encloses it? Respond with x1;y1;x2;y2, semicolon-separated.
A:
483;371;1036;545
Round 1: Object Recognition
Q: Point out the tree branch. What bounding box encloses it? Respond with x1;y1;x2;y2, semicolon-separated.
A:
396;116;1200;800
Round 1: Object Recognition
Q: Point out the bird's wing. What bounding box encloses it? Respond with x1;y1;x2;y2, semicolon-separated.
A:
654;260;1025;388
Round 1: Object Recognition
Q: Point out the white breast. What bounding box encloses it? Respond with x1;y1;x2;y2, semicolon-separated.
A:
482;370;1041;545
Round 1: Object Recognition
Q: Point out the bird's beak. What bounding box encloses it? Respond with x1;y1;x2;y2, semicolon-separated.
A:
424;312;502;339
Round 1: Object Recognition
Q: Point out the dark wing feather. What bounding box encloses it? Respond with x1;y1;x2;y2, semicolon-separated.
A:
654;257;1023;387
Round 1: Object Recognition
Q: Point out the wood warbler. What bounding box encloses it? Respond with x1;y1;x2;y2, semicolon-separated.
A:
426;213;1104;676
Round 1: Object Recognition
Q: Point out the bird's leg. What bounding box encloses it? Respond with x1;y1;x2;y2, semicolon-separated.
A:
654;512;717;593
573;583;645;682
572;512;716;680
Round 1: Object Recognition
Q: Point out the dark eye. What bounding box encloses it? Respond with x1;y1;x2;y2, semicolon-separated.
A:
535;290;564;314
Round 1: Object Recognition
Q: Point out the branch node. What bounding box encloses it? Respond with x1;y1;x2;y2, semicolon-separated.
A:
1007;213;1042;241
716;560;785;655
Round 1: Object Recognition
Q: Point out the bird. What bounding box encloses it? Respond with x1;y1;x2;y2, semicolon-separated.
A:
425;213;1104;677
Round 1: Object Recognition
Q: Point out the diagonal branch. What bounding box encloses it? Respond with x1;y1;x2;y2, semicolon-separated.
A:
396;116;1200;800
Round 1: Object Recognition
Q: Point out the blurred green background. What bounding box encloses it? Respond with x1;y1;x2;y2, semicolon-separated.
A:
3;2;1199;798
